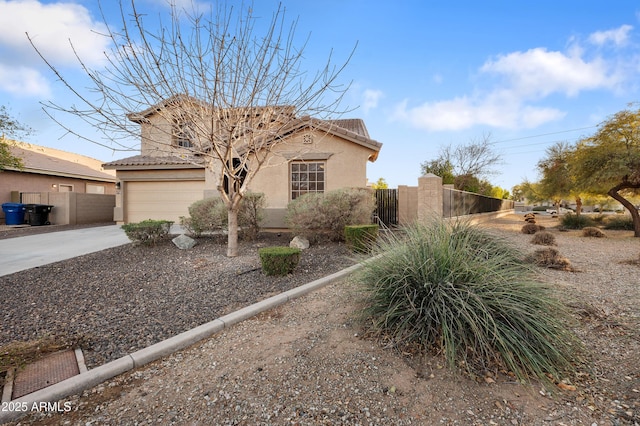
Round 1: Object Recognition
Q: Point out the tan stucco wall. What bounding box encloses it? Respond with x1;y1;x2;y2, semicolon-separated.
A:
247;129;373;209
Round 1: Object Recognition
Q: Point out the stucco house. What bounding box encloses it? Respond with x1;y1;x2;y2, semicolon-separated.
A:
103;96;382;227
1;142;117;222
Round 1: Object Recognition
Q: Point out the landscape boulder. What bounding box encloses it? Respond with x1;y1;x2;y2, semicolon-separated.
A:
172;234;197;250
289;236;310;250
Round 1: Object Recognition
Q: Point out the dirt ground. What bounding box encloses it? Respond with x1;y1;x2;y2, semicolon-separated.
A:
5;213;640;425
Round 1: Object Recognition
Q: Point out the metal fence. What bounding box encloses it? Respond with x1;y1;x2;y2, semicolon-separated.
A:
375;188;398;227
443;188;514;218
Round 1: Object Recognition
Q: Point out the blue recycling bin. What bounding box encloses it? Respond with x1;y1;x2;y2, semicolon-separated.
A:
2;203;26;225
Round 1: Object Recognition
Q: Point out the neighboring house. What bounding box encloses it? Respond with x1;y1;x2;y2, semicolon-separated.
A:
0;142;117;223
103;97;382;227
1;142;116;201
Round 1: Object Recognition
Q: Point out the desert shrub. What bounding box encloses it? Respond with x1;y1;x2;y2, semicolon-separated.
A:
590;214;606;224
258;246;301;276
561;213;594;229
344;224;379;253
603;215;634;230
582;227;606;238
285;188;375;242
180;192;266;239
238;192;266;241
356;219;578;386
527;247;572;270
121;219;173;246
531;231;556;246
521;223;545;234
180;197;227;237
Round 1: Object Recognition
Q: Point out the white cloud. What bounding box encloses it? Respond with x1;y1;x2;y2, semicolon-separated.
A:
588;24;633;47
0;64;50;97
393;94;565;131
362;89;383;113
481;47;617;97
0;0;109;66
0;0;110;96
394;37;626;131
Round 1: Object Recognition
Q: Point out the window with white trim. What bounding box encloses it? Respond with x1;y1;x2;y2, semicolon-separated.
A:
291;161;325;200
173;121;195;148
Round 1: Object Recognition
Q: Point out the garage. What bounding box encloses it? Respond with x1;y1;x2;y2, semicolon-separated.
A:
125;180;206;223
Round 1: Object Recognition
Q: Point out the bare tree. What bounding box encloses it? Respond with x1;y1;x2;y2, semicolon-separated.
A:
422;134;502;192
27;1;354;256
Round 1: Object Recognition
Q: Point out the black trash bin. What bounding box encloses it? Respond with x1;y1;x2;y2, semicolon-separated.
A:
24;204;53;226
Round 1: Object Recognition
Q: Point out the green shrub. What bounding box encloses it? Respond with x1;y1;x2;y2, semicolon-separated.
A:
258;246;301;276
180;197;227;237
344;224;379;253
285;188;375;242
121;220;173;246
603;215;634;230
238;192;266;241
531;230;556;246
356;219;578;386
590;214;606;224
180;192;266;239
582;227;606;238
561;213;594;229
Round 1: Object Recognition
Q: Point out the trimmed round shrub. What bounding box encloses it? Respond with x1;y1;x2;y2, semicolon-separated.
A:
521;223;545;234
531;230;556;246
180;192;266;239
582;227;606;238
527;247;572;270
561;212;594;230
344;224;379;253
180;197;227;237
258;246;301;276
356;219;578;386
285;188;375;242
121;219;174;246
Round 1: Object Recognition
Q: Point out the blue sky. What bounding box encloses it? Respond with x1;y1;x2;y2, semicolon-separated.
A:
1;0;639;192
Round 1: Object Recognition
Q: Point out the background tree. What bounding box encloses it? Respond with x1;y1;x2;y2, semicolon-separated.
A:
371;177;389;189
421;134;502;192
571;106;640;236
0;105;30;171
420;158;455;184
29;1;354;256
536;141;583;215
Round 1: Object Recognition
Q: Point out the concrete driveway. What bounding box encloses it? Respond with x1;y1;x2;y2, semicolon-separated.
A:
0;226;130;277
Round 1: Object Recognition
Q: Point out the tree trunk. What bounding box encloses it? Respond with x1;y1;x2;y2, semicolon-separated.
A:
227;207;240;257
575;197;582;217
608;186;640;237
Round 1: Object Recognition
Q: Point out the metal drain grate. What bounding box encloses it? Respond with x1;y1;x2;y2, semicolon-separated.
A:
12;350;79;399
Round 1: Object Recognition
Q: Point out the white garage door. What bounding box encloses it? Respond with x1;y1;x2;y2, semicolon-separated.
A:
126;181;206;223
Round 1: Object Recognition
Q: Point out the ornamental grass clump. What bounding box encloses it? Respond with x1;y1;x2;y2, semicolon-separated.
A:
356;219;578;386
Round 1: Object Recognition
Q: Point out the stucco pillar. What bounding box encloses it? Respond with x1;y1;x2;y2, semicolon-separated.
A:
417;173;443;221
398;185;418;226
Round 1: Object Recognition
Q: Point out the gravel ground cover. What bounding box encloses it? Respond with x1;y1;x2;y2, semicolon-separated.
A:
2;214;640;425
0;231;354;369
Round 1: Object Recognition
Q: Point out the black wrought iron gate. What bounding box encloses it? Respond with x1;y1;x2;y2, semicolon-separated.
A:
375;189;398;227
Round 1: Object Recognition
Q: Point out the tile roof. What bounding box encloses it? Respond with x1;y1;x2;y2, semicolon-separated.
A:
103;155;205;169
8;145;116;182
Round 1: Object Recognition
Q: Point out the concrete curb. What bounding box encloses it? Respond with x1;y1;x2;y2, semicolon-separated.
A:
0;261;364;424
